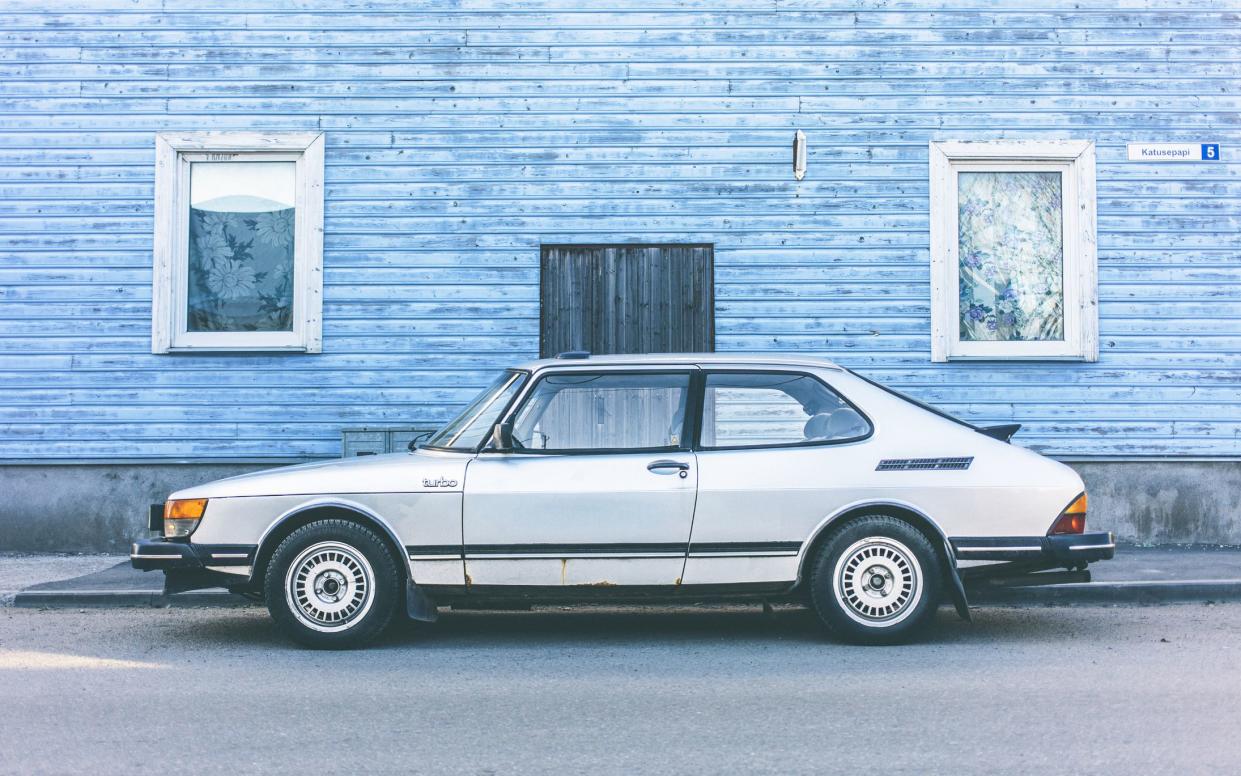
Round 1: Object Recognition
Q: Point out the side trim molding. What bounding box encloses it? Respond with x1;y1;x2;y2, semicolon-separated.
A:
409;541;805;560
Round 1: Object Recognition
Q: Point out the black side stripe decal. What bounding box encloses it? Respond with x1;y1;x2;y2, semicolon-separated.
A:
689;541;802;554
406;545;463;556
950;537;1046;549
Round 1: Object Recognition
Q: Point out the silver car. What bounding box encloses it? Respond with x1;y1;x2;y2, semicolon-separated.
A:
132;353;1114;648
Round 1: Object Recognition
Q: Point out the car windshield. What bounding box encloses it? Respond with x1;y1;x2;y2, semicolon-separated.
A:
422;370;527;452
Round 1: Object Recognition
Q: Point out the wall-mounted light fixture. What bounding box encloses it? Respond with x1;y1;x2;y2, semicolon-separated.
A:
793;129;807;181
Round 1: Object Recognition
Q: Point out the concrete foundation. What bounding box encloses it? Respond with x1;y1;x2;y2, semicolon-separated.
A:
0;463;273;552
1072;461;1241;546
0;460;1238;552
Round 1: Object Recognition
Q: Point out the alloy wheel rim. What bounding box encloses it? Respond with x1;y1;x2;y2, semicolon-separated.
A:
284;541;375;633
832;536;923;627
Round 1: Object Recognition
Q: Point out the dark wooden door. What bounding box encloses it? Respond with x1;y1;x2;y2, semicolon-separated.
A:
540;244;714;357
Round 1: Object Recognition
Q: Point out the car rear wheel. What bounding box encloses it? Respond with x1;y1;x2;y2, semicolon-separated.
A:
808;515;943;645
264;519;401;649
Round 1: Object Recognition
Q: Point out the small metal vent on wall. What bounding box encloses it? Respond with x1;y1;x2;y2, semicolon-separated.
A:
876;457;974;471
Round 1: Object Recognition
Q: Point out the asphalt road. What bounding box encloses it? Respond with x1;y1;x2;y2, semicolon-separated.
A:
1;603;1239;775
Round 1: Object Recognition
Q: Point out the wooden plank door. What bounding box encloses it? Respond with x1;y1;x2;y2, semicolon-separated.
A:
540;243;714;357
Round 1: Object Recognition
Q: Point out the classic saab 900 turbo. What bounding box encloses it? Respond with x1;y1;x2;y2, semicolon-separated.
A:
132;353;1114;648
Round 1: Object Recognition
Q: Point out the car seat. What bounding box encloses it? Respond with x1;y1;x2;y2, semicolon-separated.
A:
804;408;866;441
803;412;832;441
827;408;867;439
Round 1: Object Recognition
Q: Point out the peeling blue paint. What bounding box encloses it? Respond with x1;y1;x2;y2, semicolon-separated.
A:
0;1;1238;460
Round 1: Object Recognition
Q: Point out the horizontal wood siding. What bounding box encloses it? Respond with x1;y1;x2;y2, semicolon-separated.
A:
0;0;1238;459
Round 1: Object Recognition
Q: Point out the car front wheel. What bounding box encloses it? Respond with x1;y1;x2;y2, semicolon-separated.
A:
264;519;401;649
808;515;943;645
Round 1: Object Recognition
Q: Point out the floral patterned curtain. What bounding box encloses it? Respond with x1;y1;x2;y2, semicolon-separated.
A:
186;161;295;332
957;171;1064;342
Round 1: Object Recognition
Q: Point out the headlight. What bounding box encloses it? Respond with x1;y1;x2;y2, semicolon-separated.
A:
164;498;208;537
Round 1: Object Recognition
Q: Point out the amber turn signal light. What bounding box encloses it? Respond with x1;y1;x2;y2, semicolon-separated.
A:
164;498;208;520
1048;493;1087;535
163;498;207;538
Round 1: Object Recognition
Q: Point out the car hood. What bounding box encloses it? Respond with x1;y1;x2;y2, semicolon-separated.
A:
169;449;472;499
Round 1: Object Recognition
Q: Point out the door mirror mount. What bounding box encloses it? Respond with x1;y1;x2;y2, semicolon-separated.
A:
490;420;515;451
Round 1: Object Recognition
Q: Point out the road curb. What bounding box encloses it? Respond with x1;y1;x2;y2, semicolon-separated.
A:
969;579;1241;606
9;589;253;608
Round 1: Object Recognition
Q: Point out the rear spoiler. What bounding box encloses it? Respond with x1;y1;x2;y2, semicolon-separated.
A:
976;423;1021;443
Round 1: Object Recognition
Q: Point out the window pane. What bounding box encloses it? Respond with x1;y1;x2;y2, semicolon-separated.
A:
512;373;689;451
187;161;296;332
958;171;1064;342
703;373;869;448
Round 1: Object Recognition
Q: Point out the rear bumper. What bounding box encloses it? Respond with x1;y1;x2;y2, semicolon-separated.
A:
950;532;1116;564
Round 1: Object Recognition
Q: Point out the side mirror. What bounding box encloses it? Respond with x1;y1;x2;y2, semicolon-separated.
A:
490;420;515;451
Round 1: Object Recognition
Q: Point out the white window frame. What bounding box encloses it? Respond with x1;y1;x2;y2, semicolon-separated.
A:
929;140;1097;362
152;131;324;353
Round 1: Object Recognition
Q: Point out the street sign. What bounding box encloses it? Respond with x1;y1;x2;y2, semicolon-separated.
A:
1127;143;1221;161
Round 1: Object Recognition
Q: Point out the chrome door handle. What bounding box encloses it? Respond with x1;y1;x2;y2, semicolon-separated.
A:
647;460;690;474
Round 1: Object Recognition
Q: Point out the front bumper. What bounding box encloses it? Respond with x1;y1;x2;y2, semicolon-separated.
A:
950;531;1116;564
130;538;201;571
131;538;257;571
130;538;257;594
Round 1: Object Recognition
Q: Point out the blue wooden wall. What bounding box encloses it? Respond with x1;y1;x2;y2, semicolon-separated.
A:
0;0;1238;460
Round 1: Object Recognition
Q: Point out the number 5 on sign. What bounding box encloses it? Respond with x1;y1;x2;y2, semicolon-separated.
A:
1202;144;1220;160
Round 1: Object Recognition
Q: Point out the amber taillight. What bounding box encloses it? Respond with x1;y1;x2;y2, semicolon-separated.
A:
1048;493;1087;535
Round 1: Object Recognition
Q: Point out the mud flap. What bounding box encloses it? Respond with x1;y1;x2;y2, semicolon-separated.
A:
405;579;439;623
943;539;971;622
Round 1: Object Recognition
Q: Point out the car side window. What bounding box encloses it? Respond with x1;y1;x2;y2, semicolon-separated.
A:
701;372;870;449
510;372;691;453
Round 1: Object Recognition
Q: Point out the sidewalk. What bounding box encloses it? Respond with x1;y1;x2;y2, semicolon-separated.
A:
0;553;122;606
3;553;250;608
969;545;1241;605
3;545;1240;609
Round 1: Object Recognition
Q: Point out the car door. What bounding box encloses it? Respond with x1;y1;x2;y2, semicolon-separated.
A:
462;369;698;588
684;369;874;586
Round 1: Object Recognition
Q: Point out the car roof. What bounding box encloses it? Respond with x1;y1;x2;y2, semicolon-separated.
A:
515;352;844;372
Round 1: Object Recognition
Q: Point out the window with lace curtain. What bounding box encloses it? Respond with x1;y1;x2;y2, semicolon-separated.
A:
929;140;1098;362
152;132;324;353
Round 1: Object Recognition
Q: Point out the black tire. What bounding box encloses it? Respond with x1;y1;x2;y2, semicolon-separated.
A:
264;519;402;649
808;515;943;645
